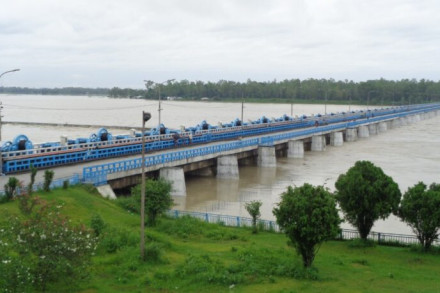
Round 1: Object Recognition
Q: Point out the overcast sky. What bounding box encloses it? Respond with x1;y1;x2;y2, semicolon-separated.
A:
1;0;439;88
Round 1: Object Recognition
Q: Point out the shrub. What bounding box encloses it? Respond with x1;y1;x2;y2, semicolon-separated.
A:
4;177;20;201
245;200;262;234
90;214;106;236
1;199;98;292
43;170;54;192
144;242;166;263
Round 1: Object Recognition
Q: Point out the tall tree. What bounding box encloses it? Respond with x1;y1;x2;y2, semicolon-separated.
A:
335;161;401;240
398;182;440;251
131;178;173;226
273;184;341;268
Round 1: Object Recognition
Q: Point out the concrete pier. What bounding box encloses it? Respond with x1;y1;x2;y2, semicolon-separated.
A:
257;146;277;167
358;125;369;138
368;124;378;135
217;155;239;179
287;140;304;158
96;184;117;200
311;135;326;151
330;132;343;147
159;167;186;196
346;128;357;142
378;122;387;133
391;118;401;128
400;117;408;126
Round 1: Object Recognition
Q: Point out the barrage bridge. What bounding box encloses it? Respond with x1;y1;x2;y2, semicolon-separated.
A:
1;104;439;198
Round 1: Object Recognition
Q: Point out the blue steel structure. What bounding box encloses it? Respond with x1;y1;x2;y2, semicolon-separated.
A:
82;104;440;185
1;103;439;174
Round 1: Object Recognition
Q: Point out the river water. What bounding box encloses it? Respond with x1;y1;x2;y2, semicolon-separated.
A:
1;94;439;235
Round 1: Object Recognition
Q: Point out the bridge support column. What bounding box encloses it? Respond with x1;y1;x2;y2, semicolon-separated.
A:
358;125;369;138
311;135;326;151
330;132;343;147
258;146;276;167
368;124;378;135
287;140;304;158
217;155;239;179
400;117;408;126
378;122;387;133
96;184;117;200
60;135;68;146
346;128;357;142
391;118;401;128
160;167;186;196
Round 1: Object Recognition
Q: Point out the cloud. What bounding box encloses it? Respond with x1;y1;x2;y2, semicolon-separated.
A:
1;0;439;87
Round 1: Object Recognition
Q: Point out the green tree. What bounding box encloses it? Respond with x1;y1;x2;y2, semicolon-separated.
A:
398;182;440;251
273;184;341;267
4;177;20;201
335;161;401;240
27;164;38;194
131;178;173;226
43;170;54;192
244;200;262;234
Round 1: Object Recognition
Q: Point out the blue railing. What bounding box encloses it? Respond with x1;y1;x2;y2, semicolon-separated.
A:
82;138;260;184
167;210;440;246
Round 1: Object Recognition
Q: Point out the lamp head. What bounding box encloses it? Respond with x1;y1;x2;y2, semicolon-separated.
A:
143;112;151;122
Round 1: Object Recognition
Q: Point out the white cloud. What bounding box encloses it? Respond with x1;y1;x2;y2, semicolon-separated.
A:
1;0;439;87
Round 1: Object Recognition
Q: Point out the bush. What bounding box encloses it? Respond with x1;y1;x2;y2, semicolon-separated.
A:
4;177;20;201
1;199;98;292
90;214;106;236
144;242;166;263
99;227;139;253
63;180;69;189
43;170;54;192
245;200;262;234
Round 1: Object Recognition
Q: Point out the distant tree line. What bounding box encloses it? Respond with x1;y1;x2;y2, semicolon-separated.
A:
110;78;440;104
0;87;108;96
3;78;440;104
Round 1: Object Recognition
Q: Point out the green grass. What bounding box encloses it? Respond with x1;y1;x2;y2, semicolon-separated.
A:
1;185;440;292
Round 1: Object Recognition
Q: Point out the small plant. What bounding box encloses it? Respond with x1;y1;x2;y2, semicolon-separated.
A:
90;214;106;236
245;200;262;234
144;242;165;263
27;165;38;194
43;170;54;192
18;194;40;215
4;177;20;201
63;180;69;189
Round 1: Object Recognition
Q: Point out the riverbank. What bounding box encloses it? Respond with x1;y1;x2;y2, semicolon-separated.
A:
1;185;439;292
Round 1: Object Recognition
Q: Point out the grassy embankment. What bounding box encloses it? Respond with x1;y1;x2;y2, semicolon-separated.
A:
1;185;439;293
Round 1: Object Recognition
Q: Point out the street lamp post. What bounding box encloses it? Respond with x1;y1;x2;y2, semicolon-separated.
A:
0;69;20;175
0;69;20;141
157;79;175;130
0;69;20;80
140;111;151;260
367;90;377;110
145;79;174;139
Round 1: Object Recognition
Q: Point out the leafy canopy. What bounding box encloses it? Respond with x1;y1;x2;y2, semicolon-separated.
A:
130;178;173;226
335;160;401;240
273;184;341;267
245;200;262;234
398;182;440;250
